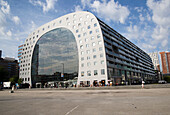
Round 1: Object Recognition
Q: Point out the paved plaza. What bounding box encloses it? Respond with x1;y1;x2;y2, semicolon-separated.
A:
0;88;170;115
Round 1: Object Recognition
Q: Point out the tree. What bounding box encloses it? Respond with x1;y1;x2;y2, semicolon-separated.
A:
9;75;18;85
18;78;23;85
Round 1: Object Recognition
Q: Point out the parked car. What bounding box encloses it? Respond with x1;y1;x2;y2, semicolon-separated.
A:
158;80;167;84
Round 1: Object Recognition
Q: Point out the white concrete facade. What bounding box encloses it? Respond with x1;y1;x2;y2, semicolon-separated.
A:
19;11;108;86
148;52;160;70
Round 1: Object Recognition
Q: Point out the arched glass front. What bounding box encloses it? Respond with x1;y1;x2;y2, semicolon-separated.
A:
31;27;78;86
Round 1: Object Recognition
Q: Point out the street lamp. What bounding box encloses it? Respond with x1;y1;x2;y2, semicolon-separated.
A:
61;63;64;78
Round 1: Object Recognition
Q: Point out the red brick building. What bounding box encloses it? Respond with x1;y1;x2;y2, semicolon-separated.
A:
160;51;170;74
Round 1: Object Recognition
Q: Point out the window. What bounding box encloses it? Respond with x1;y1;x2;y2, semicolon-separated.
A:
81;57;84;61
87;56;90;60
78;23;81;27
85;38;88;42
99;47;103;51
94;61;97;65
86;44;89;48
91;36;94;40
81;71;84;77
101;69;105;75
86;15;89;18
97;34;100;38
73;14;76;18
93;55;97;59
92;42;95;46
83;32;87;36
59;20;62;23
81;63;84;67
73;25;76;29
81;51;84;55
88;25;90;29
96;29;99;33
89;31;92;34
98;41;102;44
73;20;76;23
78;34;81;38
94;23;97;27
66;17;69;20
79;17;82;21
80;45;83;49
28;78;30;81
86;50;90;54
93;48;96;52
91;18;94;22
84;21;87;25
100;53;103;58
86;62;91;67
94;70;98;75
25;78;27;81
87;70;91;76
79;40;82;43
101;60;104;64
81;27;85;31
76;29;79;33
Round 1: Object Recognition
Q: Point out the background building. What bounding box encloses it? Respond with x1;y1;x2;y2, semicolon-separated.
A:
18;45;23;66
0;56;19;82
0;50;2;59
160;51;170;74
19;11;156;87
148;52;160;70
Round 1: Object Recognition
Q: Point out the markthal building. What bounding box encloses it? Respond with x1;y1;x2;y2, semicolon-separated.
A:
19;11;156;87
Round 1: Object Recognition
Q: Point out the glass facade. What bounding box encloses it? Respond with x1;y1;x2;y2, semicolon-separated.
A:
31;27;78;86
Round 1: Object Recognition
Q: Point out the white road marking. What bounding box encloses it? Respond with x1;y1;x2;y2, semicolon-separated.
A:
65;105;79;115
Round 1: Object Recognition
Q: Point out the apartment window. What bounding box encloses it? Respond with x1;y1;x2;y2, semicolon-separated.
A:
78;23;81;26
86;50;90;54
81;27;85;31
97;34;100;38
89;31;92;34
59;20;62;23
73;20;76;23
81;71;84;77
93;48;96;52
99;47;103;51
88;25;90;29
73;14;76;18
84;21;87;25
91;36;94;40
86;15;89;18
94;70;98;75
85;38;88;42
80;45;83;49
91;18;94;22
92;42;95;46
87;70;91;76
101;60;104;64
81;57;84;61
25;78;27;81
93;55;97;59
86;44;89;48
76;29;79;33
81;63;84;67
94;61;97;65
94;23;97;27
87;62;91;66
87;56;90;60
78;34;81;38
79;40;82;43
66;17;69;20
73;25;76;29
100;53;103;57
96;29;99;33
81;51;84;55
101;69;105;75
83;32;87;36
79;17;82;21
98;41;102;44
28;78;30;81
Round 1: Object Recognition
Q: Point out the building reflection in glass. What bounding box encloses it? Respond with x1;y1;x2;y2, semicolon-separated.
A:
31;28;78;86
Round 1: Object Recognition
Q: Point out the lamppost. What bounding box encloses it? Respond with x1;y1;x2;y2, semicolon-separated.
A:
61;63;64;78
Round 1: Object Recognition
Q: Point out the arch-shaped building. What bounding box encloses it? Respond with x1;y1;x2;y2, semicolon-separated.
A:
19;11;156;87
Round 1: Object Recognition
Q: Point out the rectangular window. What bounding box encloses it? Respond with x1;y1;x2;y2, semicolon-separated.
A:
100;53;103;57
94;61;97;65
76;29;79;33
101;60;104;64
86;50;90;54
81;51;84;55
87;62;91;66
86;44;89;48
79;40;82;43
94;23;97;27
94;70;98;75
78;34;81;38
91;36;94;40
98;41;102;44
81;57;84;61
101;69;105;75
93;48;96;52
96;29;99;33
99;47;103;51
93;55;97;59
88;25;90;29
89;31;92;34
81;63;84;67
80;45;83;49
87;56;90;60
92;42;95;46
87;71;91;76
81;71;84;77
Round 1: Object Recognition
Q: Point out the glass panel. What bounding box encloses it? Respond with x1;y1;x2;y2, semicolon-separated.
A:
31;27;78;86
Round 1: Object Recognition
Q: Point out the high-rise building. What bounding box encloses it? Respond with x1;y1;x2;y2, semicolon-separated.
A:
159;51;170;74
0;57;19;81
19;11;155;87
148;52;160;70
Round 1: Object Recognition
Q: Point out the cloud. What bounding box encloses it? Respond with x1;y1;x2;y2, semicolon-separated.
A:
6;30;12;37
74;5;83;12
90;0;130;24
12;16;20;24
0;0;10;14
29;0;58;13
147;0;170;49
